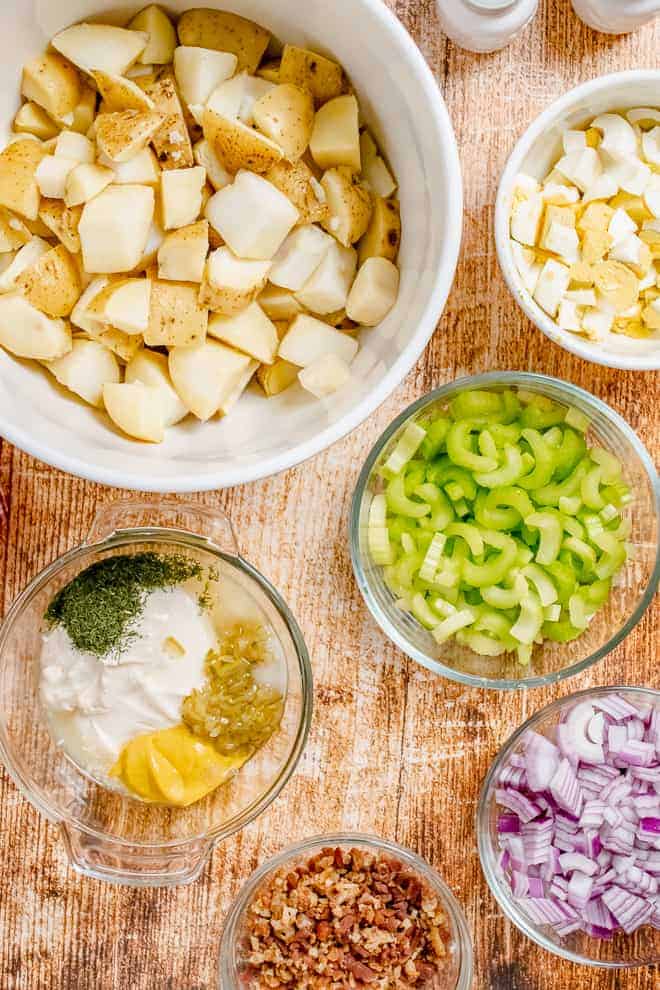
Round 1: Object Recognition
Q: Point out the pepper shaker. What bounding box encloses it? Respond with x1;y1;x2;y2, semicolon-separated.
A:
435;0;539;53
570;0;660;33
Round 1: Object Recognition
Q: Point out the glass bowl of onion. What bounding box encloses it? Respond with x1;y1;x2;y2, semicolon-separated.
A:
477;686;660;968
350;372;659;690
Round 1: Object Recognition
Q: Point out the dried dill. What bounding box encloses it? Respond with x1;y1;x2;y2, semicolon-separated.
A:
45;552;202;659
198;565;220;613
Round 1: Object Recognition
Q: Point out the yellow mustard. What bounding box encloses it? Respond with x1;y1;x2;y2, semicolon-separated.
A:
111;724;245;807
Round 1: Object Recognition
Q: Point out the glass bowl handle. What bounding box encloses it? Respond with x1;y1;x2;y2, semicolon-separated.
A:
60;823;214;888
85;497;241;557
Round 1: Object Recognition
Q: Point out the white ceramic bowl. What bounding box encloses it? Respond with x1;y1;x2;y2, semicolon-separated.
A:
0;1;462;492
495;70;660;372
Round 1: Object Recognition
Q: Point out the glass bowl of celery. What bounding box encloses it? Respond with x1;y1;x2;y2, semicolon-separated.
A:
349;372;659;689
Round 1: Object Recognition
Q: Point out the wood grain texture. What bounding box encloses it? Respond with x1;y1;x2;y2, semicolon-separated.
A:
0;1;659;988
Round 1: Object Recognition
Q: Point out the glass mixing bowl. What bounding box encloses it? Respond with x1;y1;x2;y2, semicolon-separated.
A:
350;372;659;690
477;686;660;968
218;833;473;989
0;499;312;887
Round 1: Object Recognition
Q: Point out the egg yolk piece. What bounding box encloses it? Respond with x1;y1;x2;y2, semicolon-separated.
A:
111;724;245;806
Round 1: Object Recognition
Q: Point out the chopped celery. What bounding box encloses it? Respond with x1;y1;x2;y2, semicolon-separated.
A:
474;444;525;488
386;474;430;518
558;495;582;515
510;592;544;644
432;597;457;617
446;421;498;473
590;447;622;485
478;487;534;530
449;390;503;422
384;421;426;475
431;608;475;644
368;494;394;565
419;417;450;460
544;603;561;622
419;533;447;583
562;536;597;572
478;429;499;462
544;426;563;448
593;531;628;579
459;630;507;656
600;503;619;523
554;428;587;482
444;481;465;502
454;499;470;517
519;395;566;430
410;593;441;629
481;573;528;609
565;406;591;432
568;593;589;630
445;522;484;556
525;512;562;565
581;464;605;510
533;458;590;507
522;563;558;606
518;429;555;490
462;531;518;587
401;532;416;555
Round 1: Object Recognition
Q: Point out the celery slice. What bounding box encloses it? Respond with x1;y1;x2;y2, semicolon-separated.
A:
558;495;582;515
481;573;529;609
581;464;605;510
446;421;498;473
368;494;394;565
386;474;430;518
445;522;484;556
431;608;475;644
510;592;544;644
384;421;426;475
474;444;524;488
525;511;562;565
522;563;558;607
568;593;589;630
419;532;447;583
478;429;498;462
518;429;556;490
401;532;416;555
544;603;561;622
411;593;441;629
565;406;591;432
590;447;622;485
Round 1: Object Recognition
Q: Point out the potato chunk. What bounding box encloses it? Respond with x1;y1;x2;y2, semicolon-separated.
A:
103;382;165;442
358;197;401;264
256;359;298;396
55;130;95;164
0;138;45;220
199;247;271;315
173;47;237;106
125;348;188;425
157;220;209;282
298;352;350;397
279;46;345;106
52;23;149;76
177;9;270;74
169;338;255;419
0;208;31;252
39;200;83;253
278;313;358;366
64;163;114;207
309;95;360;172
321;167;372;246
128;5;177;64
252;84;314;161
35;155;77;199
193;139;231;190
145;70;194;169
258;284;304;321
48;338;120;407
269;224;334;290
87;277;151;334
295;240;357;314
145;275;208;346
91;70;155;112
0;293;72;360
202;108;282;174
346;257;399;326
161;166;206;229
265;159;328;225
208;302;278;363
15;243;82;318
95;110;164;163
101;147;160;186
13;102;60;141
0;237;50;293
205;170;298;259
79;184;155;273
21;52;81;119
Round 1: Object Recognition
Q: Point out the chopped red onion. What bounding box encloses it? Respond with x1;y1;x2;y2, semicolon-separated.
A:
497;813;521;834
550;759;584;817
558;852;598;876
524;731;560;791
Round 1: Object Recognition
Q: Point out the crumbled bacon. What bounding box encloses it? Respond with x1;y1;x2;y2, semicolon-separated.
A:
237;847;456;988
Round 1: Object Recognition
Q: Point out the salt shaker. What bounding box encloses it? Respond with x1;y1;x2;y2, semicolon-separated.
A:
435;0;539;53
570;0;660;33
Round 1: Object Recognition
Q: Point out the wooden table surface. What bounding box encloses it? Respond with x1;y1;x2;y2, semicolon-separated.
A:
0;1;659;988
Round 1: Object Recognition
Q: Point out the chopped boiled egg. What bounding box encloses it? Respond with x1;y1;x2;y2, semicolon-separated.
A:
533;258;570;317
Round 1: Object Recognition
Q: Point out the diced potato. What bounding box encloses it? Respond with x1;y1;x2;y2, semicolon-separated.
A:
278;313;358;366
21;53;81;119
157;219;209;282
321;167;372;246
257;61;281;85
48;338;120;407
101;147;160;186
64;163;114;207
258;284;304;321
128;5;177;64
168;338;252;419
208;302;278;363
202;107;282;174
279;46;345;106
177;9;270;74
309;95;360;172
127;219;165;274
35;155;77;199
206;73;249;120
13;102;60;141
173;47;237;106
161;165;206;229
87;277;151;333
0;237;50;292
0;293;71;359
220;356;260;415
91;70;155;112
193;139;231;190
252;84;314;162
145;275;208;346
144;70;194;169
95;109;163;163
346;257;399;326
52;23;149;76
358;196;401;264
199;246;271;315
0;138;45;220
70;276;109;332
265;159;328;225
125;348;188;424
103;381;165;442
295;240;357;314
15;243;82;318
79;184;155;273
256;358;298;396
22;215;53;238
205;170;298;259
67;85;98;135
238;77;276;125
269;224;334;290
0;208;31;252
362;154;397;199
359;130;378;167
55;130;95;165
298;352;350;397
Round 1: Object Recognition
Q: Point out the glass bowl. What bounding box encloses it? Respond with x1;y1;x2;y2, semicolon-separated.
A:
0;498;313;887
476;686;660;968
218;833;473;989
349;372;659;690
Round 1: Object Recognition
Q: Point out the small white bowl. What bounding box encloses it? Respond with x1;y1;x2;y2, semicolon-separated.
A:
0;0;463;492
495;70;660;372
